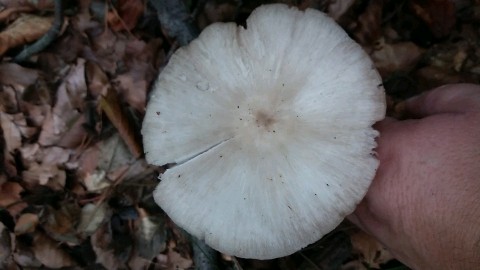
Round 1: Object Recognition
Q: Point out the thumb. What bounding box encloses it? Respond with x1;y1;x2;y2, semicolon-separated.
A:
405;83;480;118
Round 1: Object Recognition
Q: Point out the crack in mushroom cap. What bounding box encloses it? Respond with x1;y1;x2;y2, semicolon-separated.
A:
142;4;386;259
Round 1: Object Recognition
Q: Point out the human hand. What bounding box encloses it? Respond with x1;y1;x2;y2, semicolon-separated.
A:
349;84;480;269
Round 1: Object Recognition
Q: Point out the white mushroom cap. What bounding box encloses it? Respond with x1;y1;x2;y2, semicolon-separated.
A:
142;4;385;259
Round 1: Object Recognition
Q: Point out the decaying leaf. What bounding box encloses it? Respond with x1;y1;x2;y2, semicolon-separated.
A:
38;58;88;147
107;0;144;31
31;231;75;268
91;223;122;270
100;87;142;158
0;63;39;88
0;222;12;267
350;230;393;269
135;208;167;260
371;39;425;77
0;14;53;56
21;162;66;190
0;112;22;152
328;0;356;20
409;0;456;38
0;182;26;216
41;204;81;244
14;213;39;235
77;202;108;236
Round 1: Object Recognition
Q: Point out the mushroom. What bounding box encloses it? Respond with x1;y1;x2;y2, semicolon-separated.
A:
142;4;386;259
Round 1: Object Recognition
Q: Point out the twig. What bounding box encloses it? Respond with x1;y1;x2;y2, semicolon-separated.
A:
148;0;199;46
13;0;63;62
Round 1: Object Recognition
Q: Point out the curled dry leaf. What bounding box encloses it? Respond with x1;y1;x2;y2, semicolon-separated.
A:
0;222;12;265
38;59;87;147
14;213;39;235
135;208;167;260
0;63;39;88
350;230;394;268
0;182;26;216
409;0;456;38
31;232;75;268
91;223;121;270
371;39;425;77
21;162;66;190
77;203;108;236
328;0;356;20
41;204;81;245
100;87;142;158
0;14;53;56
353;0;383;47
0;112;22;152
107;0;144;31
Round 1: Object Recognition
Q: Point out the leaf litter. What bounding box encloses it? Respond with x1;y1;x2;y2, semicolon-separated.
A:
0;0;479;269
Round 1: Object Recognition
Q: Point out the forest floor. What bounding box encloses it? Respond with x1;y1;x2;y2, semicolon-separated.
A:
0;0;479;269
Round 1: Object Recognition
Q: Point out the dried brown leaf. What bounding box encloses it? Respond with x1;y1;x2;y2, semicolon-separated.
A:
41;204;81;244
31;232;75;268
409;0;456;38
38;59;87;147
328;0;356;20
100;88;142;158
0;112;22;152
77;203;108;236
0;63;39;88
0;86;18;113
21;163;66;190
85;61;110;98
0;14;53;56
350;230;393;268
371;39;425;77
91;223;122;270
14;213;39;235
108;0;144;31
353;0;383;47
0;182;26;217
0;222;12;264
0;181;23;206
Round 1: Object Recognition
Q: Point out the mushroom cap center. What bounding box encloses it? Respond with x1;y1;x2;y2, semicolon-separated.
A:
255;111;276;130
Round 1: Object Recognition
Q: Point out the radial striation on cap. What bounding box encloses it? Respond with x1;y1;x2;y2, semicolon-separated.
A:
142;4;386;259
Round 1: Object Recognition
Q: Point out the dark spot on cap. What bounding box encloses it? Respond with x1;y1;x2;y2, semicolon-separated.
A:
156;112;160;115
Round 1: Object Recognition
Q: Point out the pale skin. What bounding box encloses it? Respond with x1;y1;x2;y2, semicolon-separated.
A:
349;84;480;269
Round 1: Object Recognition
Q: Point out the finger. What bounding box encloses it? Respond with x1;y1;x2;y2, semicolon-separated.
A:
405;83;480;117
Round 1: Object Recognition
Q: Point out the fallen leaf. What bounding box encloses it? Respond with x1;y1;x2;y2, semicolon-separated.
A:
0;112;22;152
13;242;42;268
41;204;81;244
91;223;122;270
0;14;53;56
0;63;39;89
108;0;144;31
0;182;25;216
100;87;142;158
409;0;456;38
328;0;356;20
167;248;193;270
31;231;75;268
0;222;12;266
371;38;425;76
77;203;108;236
21;162;66;190
135;208;167;260
0;86;18;113
38;59;88;147
353;0;384;47
14;213;39;235
350;230;393;269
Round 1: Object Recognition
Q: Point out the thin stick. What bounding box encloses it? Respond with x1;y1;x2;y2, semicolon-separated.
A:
14;0;63;62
